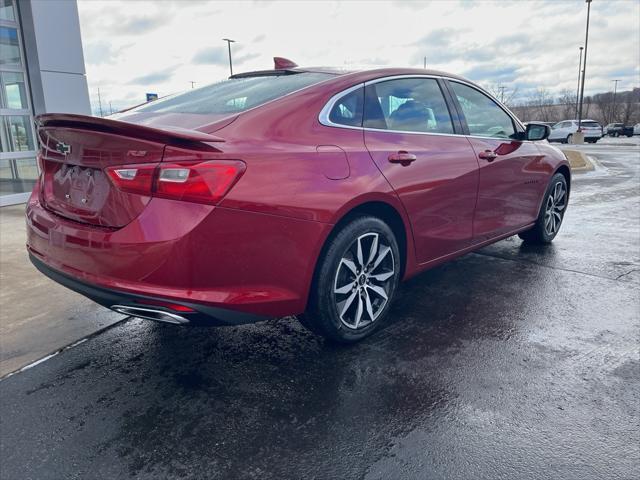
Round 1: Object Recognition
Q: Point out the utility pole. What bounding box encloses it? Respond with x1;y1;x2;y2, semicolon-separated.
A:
611;79;620;122
499;86;506;103
222;38;235;76
189;81;196;89
109;101;113;115
577;0;592;133
575;46;583;119
97;87;103;117
423;56;426;69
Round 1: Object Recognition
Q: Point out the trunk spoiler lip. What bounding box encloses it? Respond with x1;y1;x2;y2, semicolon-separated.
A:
35;113;226;144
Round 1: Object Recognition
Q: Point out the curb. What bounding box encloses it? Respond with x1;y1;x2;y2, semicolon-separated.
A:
562;149;595;172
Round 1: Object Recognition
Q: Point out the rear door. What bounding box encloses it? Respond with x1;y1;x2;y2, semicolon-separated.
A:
362;77;479;264
446;80;547;240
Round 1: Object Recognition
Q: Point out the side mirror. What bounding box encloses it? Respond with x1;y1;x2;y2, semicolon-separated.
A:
525;123;551;141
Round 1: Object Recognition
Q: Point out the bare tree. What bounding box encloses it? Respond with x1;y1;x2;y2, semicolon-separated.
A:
511;100;533;122
530;88;555;121
556;89;577;120
620;88;640;124
592;91;614;125
583;95;593;120
486;83;519;107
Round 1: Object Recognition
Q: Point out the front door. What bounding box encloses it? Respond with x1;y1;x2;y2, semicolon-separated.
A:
447;80;548;240
362;77;479;264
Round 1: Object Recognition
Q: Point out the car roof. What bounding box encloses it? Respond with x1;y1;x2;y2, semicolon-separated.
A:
236;66;473;86
560;119;598;122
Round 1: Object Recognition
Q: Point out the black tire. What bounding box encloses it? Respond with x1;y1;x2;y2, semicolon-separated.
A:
566;134;573;144
519;173;568;244
299;216;401;343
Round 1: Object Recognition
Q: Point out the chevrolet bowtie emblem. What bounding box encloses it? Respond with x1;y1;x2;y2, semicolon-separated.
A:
55;142;71;155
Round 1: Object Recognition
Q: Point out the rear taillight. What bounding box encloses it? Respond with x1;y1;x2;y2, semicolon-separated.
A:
155;161;245;205
106;163;156;195
106;160;245;205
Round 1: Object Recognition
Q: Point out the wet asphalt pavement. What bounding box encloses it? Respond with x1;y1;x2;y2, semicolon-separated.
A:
1;143;639;480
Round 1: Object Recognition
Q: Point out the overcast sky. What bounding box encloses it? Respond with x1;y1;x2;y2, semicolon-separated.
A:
77;0;640;114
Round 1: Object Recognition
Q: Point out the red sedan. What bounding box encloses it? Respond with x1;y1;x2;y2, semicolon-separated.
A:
26;61;570;343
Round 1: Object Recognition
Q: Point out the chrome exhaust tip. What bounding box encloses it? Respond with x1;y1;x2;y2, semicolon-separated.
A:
111;305;190;325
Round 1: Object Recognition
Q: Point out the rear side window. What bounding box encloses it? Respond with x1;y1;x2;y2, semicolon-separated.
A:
133;72;332;115
363;78;454;134
450;81;517;139
328;87;364;127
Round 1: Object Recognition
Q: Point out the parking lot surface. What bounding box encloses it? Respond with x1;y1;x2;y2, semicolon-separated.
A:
0;142;638;479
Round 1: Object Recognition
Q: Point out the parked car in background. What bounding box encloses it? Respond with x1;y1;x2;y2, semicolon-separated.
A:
605;123;623;136
605;123;634;137
548;119;603;143
621;125;634;137
527;121;555;128
26;63;570;343
634;123;640;135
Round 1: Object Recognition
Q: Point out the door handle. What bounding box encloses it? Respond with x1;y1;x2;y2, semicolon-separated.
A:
388;151;417;166
478;150;497;162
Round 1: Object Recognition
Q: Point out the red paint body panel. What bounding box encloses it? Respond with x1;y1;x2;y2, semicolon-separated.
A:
38;127;165;227
467;138;553;240
364;130;479;263
27;192;330;317
26;67;570;322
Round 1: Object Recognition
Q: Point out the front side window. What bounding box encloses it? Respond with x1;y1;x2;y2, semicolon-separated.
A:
450;81;517;139
133;72;332;115
363;78;454;134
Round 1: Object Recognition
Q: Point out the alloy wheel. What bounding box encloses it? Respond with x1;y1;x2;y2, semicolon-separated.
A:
544;181;567;236
333;232;395;330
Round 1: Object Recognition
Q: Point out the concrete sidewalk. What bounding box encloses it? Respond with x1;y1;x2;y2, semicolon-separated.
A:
0;205;124;377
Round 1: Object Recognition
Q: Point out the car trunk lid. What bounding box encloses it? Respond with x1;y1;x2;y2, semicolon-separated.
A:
580;121;602;134
36;114;224;228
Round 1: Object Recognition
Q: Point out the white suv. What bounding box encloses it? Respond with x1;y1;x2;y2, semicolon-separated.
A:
548;119;603;144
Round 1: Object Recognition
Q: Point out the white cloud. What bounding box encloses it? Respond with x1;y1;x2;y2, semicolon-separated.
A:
77;0;640;113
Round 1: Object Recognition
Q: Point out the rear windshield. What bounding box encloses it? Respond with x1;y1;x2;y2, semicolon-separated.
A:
133;72;332;115
583;121;600;128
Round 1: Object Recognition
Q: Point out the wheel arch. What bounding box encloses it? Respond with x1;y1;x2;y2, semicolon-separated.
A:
555;164;571;195
332;201;409;277
303;198;415;312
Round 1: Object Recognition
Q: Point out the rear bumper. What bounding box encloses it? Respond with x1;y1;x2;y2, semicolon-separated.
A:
26;190;331;321
30;253;266;326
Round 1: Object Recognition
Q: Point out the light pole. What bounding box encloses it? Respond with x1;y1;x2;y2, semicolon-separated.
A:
577;0;592;134
611;79;620;122
575;46;583;119
222;38;235;76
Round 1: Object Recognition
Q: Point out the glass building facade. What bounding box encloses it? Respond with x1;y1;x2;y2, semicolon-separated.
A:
0;0;38;205
0;0;90;206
